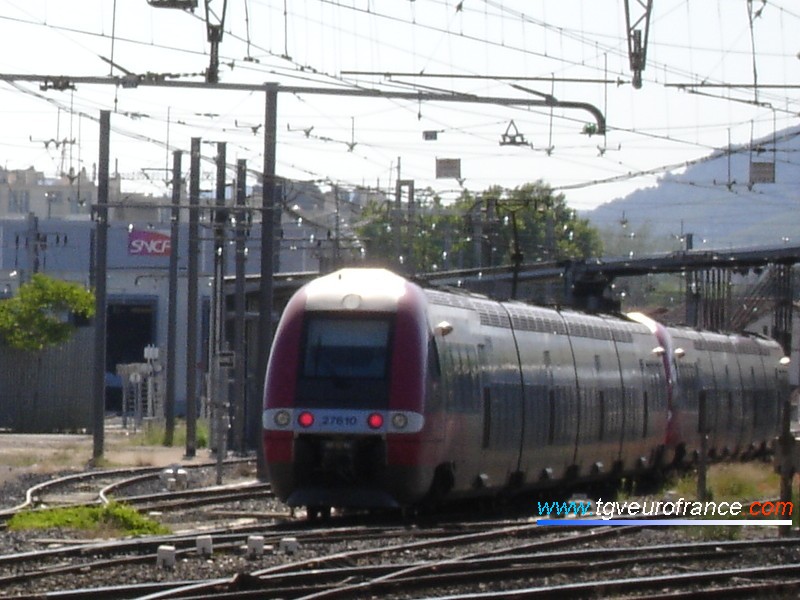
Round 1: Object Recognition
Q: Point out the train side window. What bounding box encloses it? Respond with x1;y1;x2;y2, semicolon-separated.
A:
452;346;464;411
427;338;441;379
699;390;708;435
482;388;491;449
642;391;649;438
468;348;481;412
425;338;443;412
598;390;605;440
460;348;470;411
753;389;759;430
728;391;734;421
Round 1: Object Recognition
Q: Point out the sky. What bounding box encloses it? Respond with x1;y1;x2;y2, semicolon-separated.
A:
0;0;798;211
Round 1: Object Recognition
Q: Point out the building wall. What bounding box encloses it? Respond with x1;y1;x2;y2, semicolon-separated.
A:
0;166;112;220
0;202;336;420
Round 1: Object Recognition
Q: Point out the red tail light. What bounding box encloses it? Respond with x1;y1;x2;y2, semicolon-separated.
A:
367;412;384;429
298;411;315;428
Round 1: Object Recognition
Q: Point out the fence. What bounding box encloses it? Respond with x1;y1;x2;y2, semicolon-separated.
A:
0;326;95;433
116;362;164;430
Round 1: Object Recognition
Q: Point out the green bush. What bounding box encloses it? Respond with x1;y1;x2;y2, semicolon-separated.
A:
0;274;94;351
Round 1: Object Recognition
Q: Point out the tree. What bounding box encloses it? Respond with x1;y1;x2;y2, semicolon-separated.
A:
0;274;95;352
355;181;603;273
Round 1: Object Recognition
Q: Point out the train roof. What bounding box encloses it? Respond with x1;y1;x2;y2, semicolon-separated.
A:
302;268;409;312
301;270;787;355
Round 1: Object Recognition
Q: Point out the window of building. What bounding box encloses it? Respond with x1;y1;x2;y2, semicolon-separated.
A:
9;190;30;214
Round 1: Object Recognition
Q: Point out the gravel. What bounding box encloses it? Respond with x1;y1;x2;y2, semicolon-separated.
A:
2;472;800;599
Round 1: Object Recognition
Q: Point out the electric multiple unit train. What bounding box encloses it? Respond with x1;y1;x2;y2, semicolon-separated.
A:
262;268;789;511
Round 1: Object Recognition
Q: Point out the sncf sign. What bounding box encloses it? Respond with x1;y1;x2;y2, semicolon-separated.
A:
128;230;171;256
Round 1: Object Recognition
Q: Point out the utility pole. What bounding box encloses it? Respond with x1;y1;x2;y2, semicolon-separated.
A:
472;200;483;269
484;197;496;268
394;179;415;274
211;141;230;482
393;157;402;270
332;184;341;269
184;137;201;455
255;84;278;479
92;110;110;463
166;150;181;455
233;159;247;454
24;214;39;282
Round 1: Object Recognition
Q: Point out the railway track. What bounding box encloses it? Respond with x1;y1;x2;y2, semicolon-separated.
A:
0;505;786;599
128;528;800;599
1;464;797;599
0;518;629;598
0;458;257;525
1;504;797;598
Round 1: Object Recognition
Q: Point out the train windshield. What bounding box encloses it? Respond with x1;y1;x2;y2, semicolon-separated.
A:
302;317;391;380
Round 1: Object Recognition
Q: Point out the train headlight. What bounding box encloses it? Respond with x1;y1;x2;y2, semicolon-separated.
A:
391;412;408;430
273;410;291;428
297;411;315;428
367;412;384;429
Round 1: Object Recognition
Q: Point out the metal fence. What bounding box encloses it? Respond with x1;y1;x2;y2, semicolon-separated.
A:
0;326;94;433
116;362;164;430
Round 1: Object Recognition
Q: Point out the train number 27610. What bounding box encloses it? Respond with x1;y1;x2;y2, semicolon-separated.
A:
321;415;358;427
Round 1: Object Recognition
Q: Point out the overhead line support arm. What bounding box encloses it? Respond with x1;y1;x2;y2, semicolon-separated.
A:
0;74;606;135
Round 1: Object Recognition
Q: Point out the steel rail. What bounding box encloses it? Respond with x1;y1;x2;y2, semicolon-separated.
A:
135;523;626;599
421;562;800;599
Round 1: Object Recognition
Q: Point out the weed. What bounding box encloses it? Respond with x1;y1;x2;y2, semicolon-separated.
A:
684;524;741;541
138;420;209;449
7;502;170;537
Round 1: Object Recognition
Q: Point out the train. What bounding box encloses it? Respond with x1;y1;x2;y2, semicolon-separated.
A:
262;268;790;513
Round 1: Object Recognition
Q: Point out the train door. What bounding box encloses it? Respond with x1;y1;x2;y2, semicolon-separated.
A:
737;364;754;453
438;339;484;494
519;346;558;484
476;340;523;492
639;356;668;464
607;324;645;472
675;359;701;459
722;362;743;455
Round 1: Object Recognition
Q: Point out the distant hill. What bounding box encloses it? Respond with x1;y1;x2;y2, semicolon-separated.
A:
581;125;800;252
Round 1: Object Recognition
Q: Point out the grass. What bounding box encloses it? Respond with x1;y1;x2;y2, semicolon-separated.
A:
670;461;780;503
664;461;785;541
7;502;170;537
134;420;209;449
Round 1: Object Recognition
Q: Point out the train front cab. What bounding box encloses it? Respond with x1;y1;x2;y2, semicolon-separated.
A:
263;270;441;509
